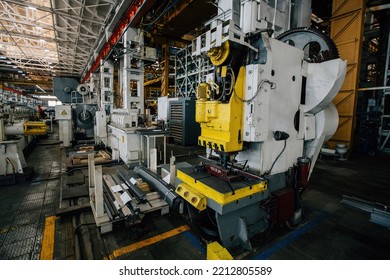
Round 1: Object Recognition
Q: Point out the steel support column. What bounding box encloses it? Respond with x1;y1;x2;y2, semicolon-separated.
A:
160;43;169;97
329;0;366;150
82;0;157;83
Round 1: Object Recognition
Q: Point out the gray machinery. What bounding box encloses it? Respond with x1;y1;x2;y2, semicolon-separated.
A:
173;0;347;250
73;103;97;140
106;27;158;165
0;103;47;177
53;77;98;146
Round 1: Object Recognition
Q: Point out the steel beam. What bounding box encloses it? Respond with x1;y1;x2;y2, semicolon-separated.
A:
82;0;157;83
0;0;103;25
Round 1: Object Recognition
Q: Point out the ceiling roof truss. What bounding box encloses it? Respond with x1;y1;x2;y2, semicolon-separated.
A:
0;0;117;85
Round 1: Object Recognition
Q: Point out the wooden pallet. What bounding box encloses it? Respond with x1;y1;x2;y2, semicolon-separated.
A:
69;149;113;166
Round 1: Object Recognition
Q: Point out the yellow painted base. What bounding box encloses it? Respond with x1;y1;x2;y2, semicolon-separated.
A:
177;169;267;206
207;241;233;260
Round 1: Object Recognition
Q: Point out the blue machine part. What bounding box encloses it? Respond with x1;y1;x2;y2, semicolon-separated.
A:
53;77;83;103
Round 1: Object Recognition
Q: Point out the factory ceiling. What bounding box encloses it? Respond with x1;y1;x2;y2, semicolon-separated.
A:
2;0;385;96
0;0;216;95
0;0;123;94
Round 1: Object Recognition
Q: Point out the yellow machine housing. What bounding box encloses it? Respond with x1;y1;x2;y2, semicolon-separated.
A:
23;121;47;135
196;66;246;153
207;241;233;260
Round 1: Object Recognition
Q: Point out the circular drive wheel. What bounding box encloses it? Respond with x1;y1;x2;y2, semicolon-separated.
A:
277;27;339;63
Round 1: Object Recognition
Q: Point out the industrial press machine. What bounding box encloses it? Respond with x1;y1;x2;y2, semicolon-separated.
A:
174;0;347;250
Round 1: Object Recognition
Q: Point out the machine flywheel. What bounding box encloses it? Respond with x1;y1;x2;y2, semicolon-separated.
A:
276;27;339;63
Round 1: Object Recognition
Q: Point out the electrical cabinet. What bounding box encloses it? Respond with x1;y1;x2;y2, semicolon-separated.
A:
168;99;200;145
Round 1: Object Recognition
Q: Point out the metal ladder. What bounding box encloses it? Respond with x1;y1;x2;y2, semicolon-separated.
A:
379;31;390;152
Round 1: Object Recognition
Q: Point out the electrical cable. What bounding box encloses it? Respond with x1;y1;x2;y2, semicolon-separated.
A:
250;222;274;243
216;78;226;101
206;208;217;227
264;140;287;176
74;223;96;234
231;67;275;103
5;157;16;183
225;70;234;96
142;0;171;26
143;0;179;32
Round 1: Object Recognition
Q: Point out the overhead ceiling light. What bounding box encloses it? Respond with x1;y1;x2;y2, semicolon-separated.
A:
39;39;46;43
36;26;43;30
44;49;50;52
13;66;17;68
6;61;11;64
0;56;6;59
18;70;23;73
35;95;56;99
28;6;37;10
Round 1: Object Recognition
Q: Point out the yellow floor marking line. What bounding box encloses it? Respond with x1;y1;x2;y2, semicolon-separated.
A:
0;226;17;234
108;224;190;260
40;216;59;260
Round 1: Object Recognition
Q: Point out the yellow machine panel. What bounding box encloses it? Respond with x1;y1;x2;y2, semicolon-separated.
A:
196;66;246;153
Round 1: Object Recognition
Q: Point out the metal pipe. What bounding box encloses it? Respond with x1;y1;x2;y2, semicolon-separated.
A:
366;4;390;12
134;165;180;209
4;122;24;135
287;0;292;30
111;173;140;215
0;114;4;141
370;209;390;229
103;183;122;218
272;0;278;35
50;115;53;133
341;195;388;213
114;170;147;203
357;86;390;91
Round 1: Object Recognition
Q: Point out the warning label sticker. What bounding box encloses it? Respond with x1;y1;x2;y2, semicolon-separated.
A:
61;110;68;115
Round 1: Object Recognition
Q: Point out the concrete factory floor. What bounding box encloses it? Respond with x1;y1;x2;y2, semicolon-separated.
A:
0;127;390;260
